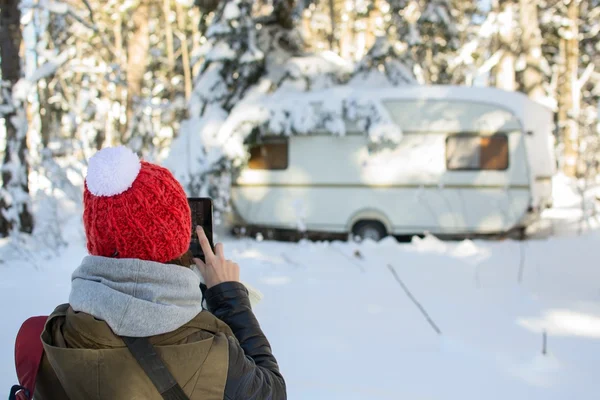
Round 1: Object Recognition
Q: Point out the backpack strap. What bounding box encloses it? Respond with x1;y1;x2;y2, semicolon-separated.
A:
11;316;48;400
122;337;189;400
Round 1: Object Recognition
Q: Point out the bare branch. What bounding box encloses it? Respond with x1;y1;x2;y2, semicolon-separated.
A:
476;49;504;76
578;63;595;89
387;264;442;335
80;0;96;25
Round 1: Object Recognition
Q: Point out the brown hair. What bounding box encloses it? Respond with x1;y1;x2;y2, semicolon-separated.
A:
167;250;194;268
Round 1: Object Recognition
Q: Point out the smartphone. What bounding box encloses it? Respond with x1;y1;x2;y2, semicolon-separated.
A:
188;198;214;261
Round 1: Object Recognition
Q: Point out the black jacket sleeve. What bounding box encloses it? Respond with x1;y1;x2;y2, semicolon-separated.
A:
205;282;286;400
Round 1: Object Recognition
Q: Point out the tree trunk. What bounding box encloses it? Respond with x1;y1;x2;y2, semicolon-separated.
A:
126;0;150;136
175;2;192;101
301;10;313;51
494;0;516;91
558;0;580;177
328;0;336;51
519;0;545;101
339;6;351;59
0;0;34;236
163;0;176;68
113;14;126;143
424;47;433;84
37;79;56;148
191;7;202;79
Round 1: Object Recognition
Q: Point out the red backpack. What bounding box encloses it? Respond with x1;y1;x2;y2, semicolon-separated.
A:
9;316;48;400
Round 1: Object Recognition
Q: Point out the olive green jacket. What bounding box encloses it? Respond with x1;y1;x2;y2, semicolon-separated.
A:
35;304;232;400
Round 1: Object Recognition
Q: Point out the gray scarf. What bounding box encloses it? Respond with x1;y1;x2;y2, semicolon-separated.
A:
69;256;203;337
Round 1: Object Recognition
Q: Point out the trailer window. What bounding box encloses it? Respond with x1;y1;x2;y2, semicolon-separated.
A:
248;141;288;170
446;134;509;170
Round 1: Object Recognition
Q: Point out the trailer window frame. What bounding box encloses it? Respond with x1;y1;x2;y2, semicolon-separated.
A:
445;133;510;171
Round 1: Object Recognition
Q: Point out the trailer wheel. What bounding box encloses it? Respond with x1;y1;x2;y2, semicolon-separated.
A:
352;220;387;242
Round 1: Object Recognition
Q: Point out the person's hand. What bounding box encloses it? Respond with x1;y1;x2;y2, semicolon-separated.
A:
193;226;240;289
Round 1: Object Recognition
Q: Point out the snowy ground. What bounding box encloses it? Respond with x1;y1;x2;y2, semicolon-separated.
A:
2;176;600;399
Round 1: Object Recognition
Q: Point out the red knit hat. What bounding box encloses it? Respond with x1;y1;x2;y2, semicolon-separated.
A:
83;146;191;263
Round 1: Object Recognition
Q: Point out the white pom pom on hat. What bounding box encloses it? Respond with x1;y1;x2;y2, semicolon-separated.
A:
86;146;142;197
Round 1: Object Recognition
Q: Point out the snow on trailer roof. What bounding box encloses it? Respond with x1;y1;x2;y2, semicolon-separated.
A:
369;85;554;134
304;84;554;116
241;85;554;140
226;85;404;143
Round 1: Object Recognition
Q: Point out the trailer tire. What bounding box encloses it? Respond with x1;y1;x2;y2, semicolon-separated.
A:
352;220;387;242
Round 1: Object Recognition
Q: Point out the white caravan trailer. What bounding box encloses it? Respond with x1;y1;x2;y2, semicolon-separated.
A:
231;86;556;239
